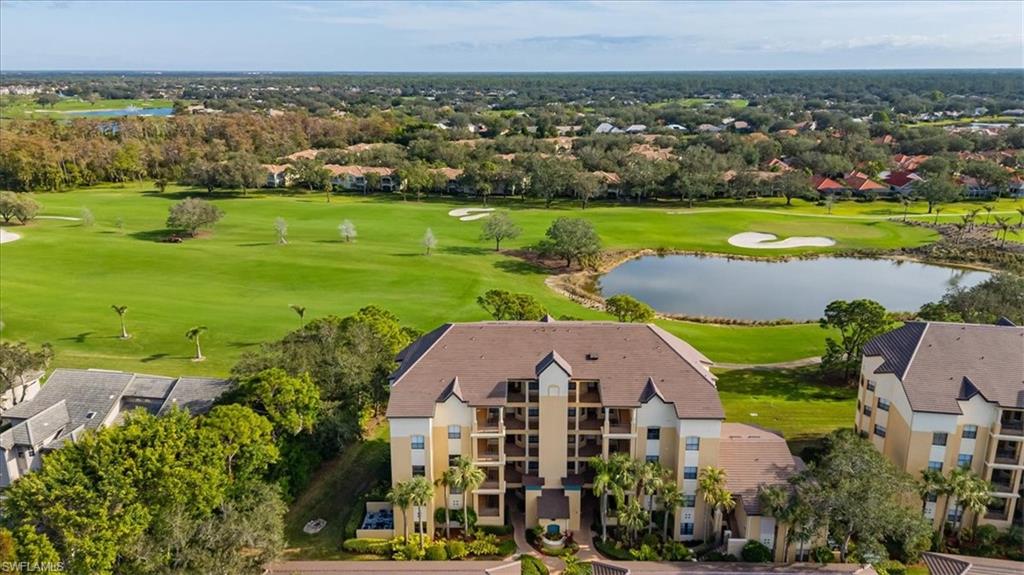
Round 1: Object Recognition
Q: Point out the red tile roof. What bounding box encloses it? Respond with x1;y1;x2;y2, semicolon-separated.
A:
812;175;844;191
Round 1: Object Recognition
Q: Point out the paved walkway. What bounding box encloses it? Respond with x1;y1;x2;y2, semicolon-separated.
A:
714;356;821;370
511;508;565;573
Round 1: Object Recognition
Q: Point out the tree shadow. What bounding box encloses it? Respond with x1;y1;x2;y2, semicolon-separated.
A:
227;341;260;349
493;258;547;276
129;228;179;242
441;245;491;256
237;242;275;247
59;332;93;344
140;353;169;363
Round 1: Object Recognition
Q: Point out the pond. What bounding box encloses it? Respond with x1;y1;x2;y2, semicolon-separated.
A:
598;255;991;321
62;107;173;117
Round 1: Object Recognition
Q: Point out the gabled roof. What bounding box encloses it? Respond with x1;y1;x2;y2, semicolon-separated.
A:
812;175;844;191
718;423;805;516
883;171;923;187
863;322;1024;414
922;552;1024;575
386;321;721;419
536;350;572;377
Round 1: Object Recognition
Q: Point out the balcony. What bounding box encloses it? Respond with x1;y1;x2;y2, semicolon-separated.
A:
605;409;634;435
991;482;1015;494
1000;423;1024;437
478;506;501;517
473;408;504;436
506;416;526;431
505;464;523;485
504;441;525;457
507;391;526;403
577;389;601;403
578;417;603;431
993;452;1020;466
572;443;600;458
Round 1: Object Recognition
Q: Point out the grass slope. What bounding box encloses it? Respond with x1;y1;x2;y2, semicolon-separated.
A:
0;183;940;375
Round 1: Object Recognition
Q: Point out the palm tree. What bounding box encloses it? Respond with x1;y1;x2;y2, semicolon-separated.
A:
1016;207;1024;230
407;476;434;549
900;196;912;221
757;484;789;560
918;468;946;515
824;195;834;215
946;468;992;535
185;326;206;361
589;456;614;542
453;456;485;535
657;481;684;540
983;204;994;225
289;304;306;327
388;480;412;541
994;215;1011;247
934;206;944;225
111;305;129;339
435;467;458;539
618;498;648;546
698;466;735;544
967;208;981;231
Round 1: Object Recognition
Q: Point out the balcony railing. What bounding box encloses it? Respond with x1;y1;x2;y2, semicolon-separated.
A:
507;392;526;403
504;442;525;457
991;482;1015;494
985;509;1010;520
480;479;501;490
578;418;602;431
993;453;1019;465
478;506;500;517
506;416;525;431
476;450;501;463
999;421;1023;436
577;390;600;403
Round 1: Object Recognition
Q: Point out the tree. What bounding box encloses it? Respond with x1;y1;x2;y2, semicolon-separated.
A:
698;466;735;544
476;289;548;321
338;219;357;242
479;212;521;251
962;161;1010;198
388;481;413;541
288;158;332;194
917;273;1024;325
994;215;1011;247
918;468;946;515
274;217;288;245
452;456;485;535
757;484;789;559
435;468;459;539
588;456;614;542
657;481;684;540
824;195;834;215
167;197;223;237
819;299;895;384
202;404;279;481
155;178;169;193
776;171;814;205
916;177;961;214
289;304;306;327
617;498;649;546
572;171;602;209
0;341;52;408
111;304;130;339
397;162;433;201
0;192;40;224
605;294;655;323
422;228;437;255
80;207;95;227
233;368;321;436
796;429;931;562
540;217;601;268
945;467;992;536
186;325;207;361
901;196;913;221
407;476;434;549
1016;207;1024;230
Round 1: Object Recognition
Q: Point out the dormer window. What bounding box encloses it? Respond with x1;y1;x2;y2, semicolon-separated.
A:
85;412;97;420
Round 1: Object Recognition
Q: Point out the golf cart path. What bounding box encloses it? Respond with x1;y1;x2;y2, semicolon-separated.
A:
715;356;822;370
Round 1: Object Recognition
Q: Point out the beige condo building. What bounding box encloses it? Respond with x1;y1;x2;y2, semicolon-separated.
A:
386;318;805;558
856;321;1024;528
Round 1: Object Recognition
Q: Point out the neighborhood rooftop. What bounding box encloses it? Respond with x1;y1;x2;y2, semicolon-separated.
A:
862;321;1024;414
386;319;721;419
718;423;805;516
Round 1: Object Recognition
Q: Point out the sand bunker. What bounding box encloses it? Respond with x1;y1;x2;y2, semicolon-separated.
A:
448;207;494;221
728;232;835;249
0;229;21;244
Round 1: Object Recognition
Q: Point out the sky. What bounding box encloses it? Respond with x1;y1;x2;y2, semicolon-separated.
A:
1;0;1022;72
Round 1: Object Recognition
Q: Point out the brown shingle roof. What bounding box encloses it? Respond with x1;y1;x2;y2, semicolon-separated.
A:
922;552;1023;575
863;322;1024;414
386;321;721;419
718;423;804;516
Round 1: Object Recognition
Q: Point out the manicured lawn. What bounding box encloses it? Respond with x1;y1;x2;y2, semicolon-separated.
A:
0;183;938;376
996;227;1024;244
0;95;176;119
690;196;1024;220
282;422;391;560
716;367;857;446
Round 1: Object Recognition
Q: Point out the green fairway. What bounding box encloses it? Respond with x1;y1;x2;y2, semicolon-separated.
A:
0;183;938;376
716;367;857;445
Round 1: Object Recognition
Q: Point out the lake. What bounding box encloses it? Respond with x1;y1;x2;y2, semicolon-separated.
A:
598;255;991;321
62;107;174;118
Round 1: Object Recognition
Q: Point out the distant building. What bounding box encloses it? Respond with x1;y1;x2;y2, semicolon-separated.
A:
0;368;229;487
262;164;290;188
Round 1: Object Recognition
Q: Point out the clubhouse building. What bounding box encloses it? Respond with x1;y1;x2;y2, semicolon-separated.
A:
386;318;805;560
857;321;1024;528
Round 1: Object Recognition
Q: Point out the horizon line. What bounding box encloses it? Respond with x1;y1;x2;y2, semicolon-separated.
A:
2;66;1023;75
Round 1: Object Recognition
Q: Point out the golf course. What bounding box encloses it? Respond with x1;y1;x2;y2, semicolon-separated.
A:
4;182;1019;377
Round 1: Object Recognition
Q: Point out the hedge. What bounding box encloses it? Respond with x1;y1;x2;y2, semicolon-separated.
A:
341;538;392;556
522;555;549;575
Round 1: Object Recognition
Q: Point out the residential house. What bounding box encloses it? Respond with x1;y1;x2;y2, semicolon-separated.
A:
285;148;320;162
958;175;996;199
592;171;622;197
856;321;1024;529
625;124;647;134
325;165;399;192
731;121;750;132
0;368;230;487
262;164;290;188
841;171;889;197
0;370;43;411
595;122;625;135
429;167;466;194
766;158;793;172
696;124;723;134
881;171;924;195
811;175;845;195
385;319;805;559
892;154;930;172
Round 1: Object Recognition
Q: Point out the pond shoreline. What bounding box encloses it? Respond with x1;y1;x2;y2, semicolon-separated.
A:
541;246;999;326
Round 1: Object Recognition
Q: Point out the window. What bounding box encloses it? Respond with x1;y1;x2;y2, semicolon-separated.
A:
528;407;539;417
645;455;659;463
874;424;887;438
448;425;461;439
957;454;973;468
928;461;943;472
683;495;696;508
448;454;459;467
681;522;694;535
568;408;577;417
863;405;873;417
877;398;890;412
932;432;948;447
647;427;660;440
411;435;425;449
962;425;978;439
412;465;425;476
683;466;698;480
926;493;938;503
685;436;700;451
947;507;962;521
527;461;538;473
528;435;539;444
867;380;876;392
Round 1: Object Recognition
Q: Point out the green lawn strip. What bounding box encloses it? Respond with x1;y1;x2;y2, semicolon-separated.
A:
0;96;176;119
282;422;391;560
0;183;939;376
715;367;857;447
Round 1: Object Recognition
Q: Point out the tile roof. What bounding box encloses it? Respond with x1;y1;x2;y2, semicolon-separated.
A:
718;423;804;516
863;322;1024;414
812;175;844;191
883;171;923;188
922;552;1023;575
386;321;721;420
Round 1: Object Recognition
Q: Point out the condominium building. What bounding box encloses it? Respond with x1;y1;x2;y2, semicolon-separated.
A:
857;321;1024;528
386;318;804;557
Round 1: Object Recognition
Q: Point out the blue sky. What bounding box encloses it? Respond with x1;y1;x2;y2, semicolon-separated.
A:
1;1;1021;71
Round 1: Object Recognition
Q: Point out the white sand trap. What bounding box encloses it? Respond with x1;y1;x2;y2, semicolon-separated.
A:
728;232;835;249
0;229;22;244
448;207;494;221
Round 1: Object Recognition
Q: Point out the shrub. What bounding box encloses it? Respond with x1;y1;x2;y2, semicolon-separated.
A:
630;544;661;561
341;538;392;556
467;532;500;556
425;542;448;561
527;525;543;545
522;555;549;575
812;546;834;564
640;532;660;547
875;560;906;575
434;507;478;530
742;540;772;562
497;539;517;557
662;541;693;561
479;524;514;536
446;540;468;560
594;538;632;560
704;551;738;562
